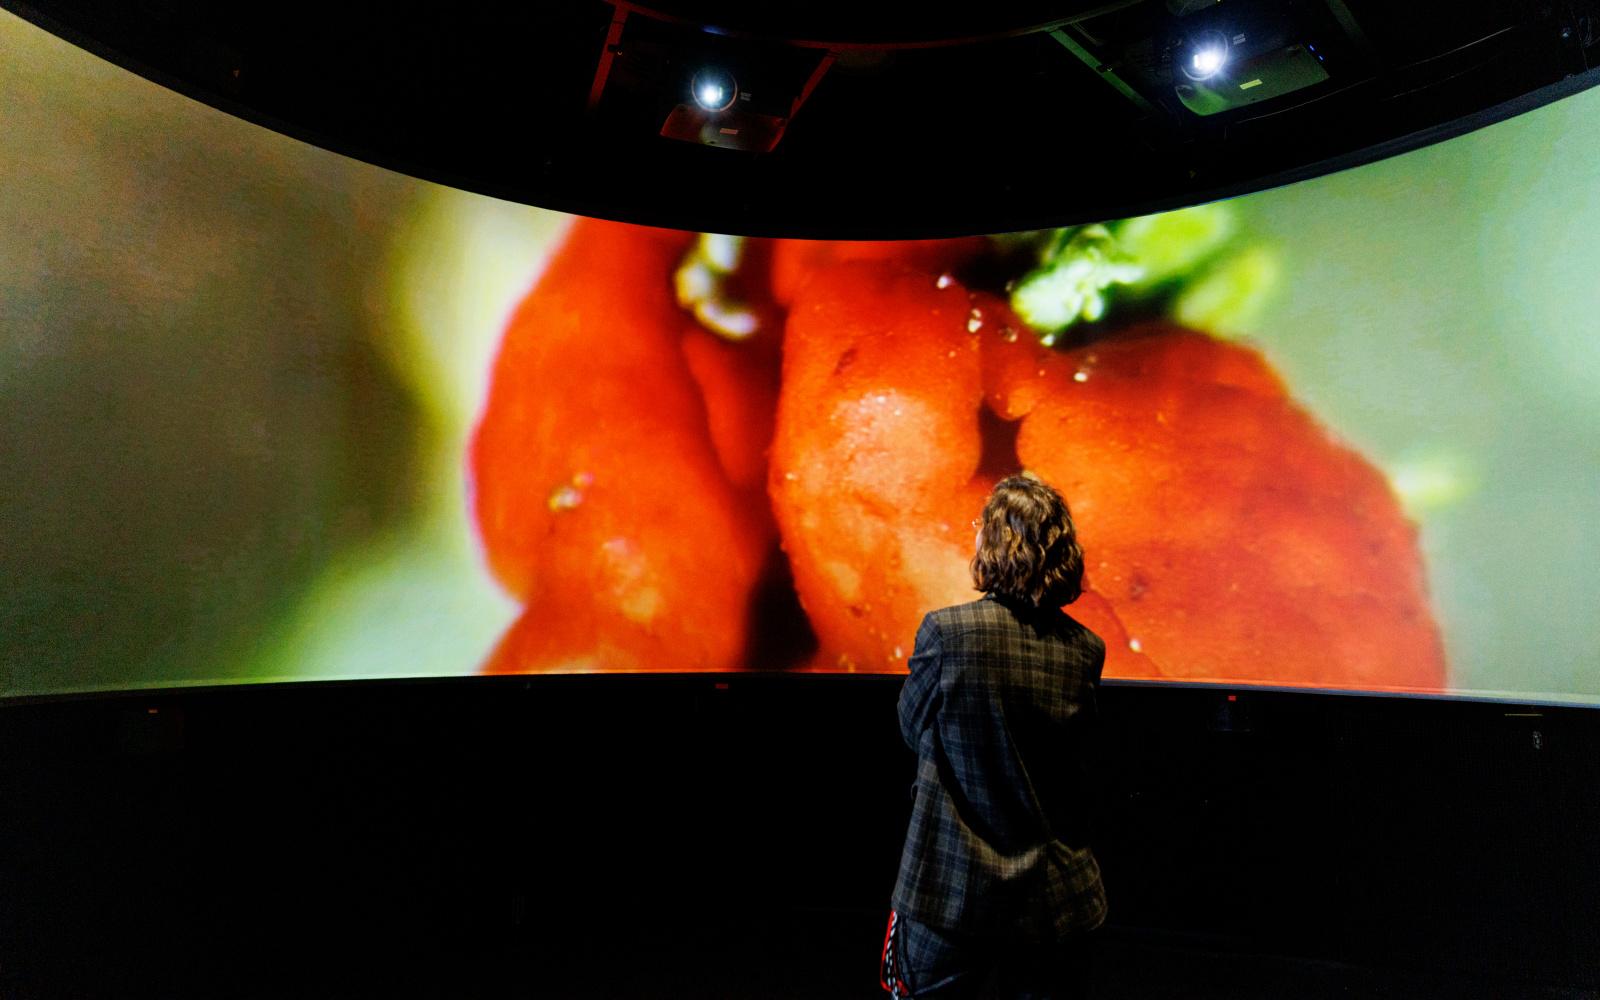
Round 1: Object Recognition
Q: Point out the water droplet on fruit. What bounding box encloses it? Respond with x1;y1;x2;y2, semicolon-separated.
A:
548;485;584;511
1074;370;1089;382
936;273;954;289
893;646;905;659
1128;638;1143;653
1002;327;1019;343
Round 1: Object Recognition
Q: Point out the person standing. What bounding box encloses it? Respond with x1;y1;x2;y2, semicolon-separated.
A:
882;474;1107;1000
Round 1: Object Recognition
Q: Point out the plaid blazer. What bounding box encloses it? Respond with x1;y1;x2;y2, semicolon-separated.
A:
891;593;1107;941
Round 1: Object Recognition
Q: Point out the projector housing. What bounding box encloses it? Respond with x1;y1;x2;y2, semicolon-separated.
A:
1163;2;1332;114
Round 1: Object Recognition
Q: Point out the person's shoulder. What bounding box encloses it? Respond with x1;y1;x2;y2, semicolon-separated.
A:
1060;609;1108;656
923;597;998;636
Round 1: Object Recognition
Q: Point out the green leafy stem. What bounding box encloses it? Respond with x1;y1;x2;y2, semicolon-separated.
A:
1003;203;1279;344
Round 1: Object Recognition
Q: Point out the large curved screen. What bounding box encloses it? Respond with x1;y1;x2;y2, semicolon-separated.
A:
2;10;1597;702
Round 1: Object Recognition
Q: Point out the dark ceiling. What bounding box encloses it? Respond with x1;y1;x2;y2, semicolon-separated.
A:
7;0;1599;237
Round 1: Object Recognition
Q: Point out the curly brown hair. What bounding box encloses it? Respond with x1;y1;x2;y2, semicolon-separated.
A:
970;474;1085;607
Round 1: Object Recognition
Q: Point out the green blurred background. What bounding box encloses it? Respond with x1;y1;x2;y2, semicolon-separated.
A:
1;10;1595;700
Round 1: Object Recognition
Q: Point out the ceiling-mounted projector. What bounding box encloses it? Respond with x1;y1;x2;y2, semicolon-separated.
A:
1166;3;1330;115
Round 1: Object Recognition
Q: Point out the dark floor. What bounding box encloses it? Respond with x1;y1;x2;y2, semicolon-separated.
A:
477;911;1600;1000
3;678;1596;999
1091;937;1600;1000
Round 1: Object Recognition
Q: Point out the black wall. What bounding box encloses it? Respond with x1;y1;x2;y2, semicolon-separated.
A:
1;676;1596;998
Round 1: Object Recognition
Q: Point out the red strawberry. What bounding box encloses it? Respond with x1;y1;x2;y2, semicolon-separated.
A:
768;260;994;671
470;218;776;673
770;238;988;307
977;292;1446;690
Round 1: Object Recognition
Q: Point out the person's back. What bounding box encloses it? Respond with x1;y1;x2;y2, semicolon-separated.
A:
883;476;1106;1000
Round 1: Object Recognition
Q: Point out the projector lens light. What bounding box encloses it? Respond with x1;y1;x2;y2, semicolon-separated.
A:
690;68;738;112
1179;30;1230;81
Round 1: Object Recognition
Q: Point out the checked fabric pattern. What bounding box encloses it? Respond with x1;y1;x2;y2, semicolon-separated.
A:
891;594;1108;942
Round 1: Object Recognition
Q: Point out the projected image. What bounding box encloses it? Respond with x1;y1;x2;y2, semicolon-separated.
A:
471;220;1442;691
3;9;1598;700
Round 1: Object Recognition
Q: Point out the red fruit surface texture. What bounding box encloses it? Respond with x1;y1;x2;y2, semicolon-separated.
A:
470;218;773;673
769;238;988;307
768;261;995;671
977;295;1446;690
